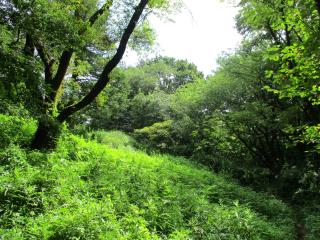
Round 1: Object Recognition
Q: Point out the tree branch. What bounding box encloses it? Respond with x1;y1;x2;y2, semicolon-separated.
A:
49;50;73;102
23;33;35;56
49;1;113;104
292;28;303;43
265;21;281;45
10;28;21;46
57;0;149;122
89;0;113;26
315;0;320;17
35;41;54;83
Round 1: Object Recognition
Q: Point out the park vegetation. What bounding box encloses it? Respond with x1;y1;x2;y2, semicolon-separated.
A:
0;0;319;239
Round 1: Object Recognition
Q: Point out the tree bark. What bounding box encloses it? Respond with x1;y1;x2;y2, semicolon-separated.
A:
49;50;73;105
31;117;62;150
24;34;35;56
315;0;320;17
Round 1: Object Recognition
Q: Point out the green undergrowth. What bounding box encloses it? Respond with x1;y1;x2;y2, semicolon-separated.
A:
0;114;298;239
0;114;36;149
302;202;320;240
0;137;296;239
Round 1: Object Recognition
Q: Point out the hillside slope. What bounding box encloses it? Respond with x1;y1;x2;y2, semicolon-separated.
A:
0;128;296;239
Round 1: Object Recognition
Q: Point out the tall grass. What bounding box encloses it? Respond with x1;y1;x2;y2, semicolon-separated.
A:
0;115;300;239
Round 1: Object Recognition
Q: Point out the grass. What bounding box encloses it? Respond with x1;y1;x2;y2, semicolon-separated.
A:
0;132;296;239
0;113;304;239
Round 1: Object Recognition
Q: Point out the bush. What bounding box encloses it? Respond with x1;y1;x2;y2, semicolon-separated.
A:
303;202;320;240
0;146;45;229
0;114;36;148
92;130;136;149
134;120;176;153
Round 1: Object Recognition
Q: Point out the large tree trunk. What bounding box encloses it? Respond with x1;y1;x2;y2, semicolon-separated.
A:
31;116;62;150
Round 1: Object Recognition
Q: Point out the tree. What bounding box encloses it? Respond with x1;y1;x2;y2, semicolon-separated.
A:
237;0;320;194
135;56;204;94
0;0;178;149
67;56;202;132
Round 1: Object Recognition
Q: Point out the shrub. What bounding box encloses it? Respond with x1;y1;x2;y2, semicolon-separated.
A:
134;120;175;152
303;202;320;240
92;130;136;149
0;146;45;229
0;114;36;148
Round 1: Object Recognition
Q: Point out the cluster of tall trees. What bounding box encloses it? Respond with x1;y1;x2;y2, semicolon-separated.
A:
90;0;319;199
1;0;319;199
0;0;179;148
69;56;203;131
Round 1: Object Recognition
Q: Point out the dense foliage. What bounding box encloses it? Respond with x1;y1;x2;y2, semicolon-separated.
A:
0;115;299;239
0;0;180;149
1;0;320;238
116;0;320;202
72;56;203;131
